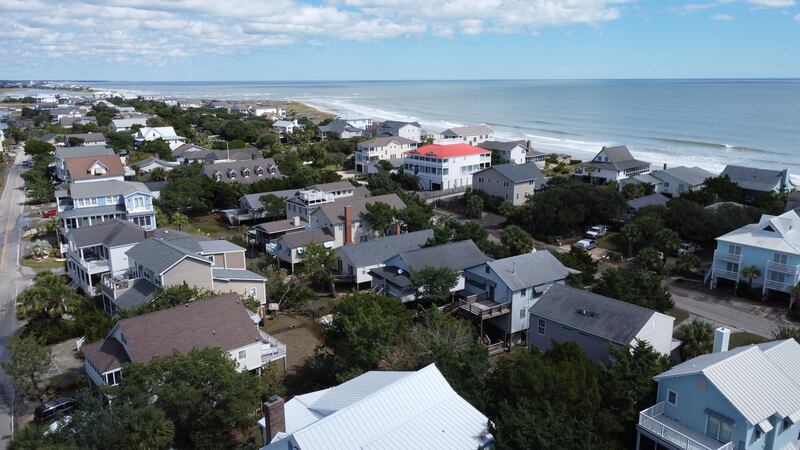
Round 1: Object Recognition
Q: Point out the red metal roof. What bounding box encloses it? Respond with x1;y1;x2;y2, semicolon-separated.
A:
406;144;491;159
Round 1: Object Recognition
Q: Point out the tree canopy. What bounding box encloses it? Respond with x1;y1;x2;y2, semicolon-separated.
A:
593;268;674;313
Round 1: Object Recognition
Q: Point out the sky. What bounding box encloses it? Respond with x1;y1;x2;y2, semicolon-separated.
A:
1;0;800;81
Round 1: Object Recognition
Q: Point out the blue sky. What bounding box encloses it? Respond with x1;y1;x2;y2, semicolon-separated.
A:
2;0;799;80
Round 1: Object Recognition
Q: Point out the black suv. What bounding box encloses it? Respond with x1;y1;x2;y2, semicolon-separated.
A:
33;397;74;425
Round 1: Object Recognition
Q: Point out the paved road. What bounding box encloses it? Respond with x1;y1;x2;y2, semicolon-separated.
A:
0;150;33;449
668;279;786;338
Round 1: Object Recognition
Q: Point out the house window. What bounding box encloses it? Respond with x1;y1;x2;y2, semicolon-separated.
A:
520;288;527;296
248;287;257;298
774;253;788;264
667;389;678;406
519;309;525;319
105;369;122;386
238;350;246;360
725;262;738;273
485;266;490;274
537;319;545;335
728;244;741;255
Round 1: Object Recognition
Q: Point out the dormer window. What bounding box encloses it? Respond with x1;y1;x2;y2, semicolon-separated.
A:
228;169;236;179
241;168;250;177
255;166;264;176
268;165;277;174
214;172;222;182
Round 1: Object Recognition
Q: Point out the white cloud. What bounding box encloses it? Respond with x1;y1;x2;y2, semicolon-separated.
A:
795;12;800;21
746;0;795;6
0;0;630;66
712;13;735;20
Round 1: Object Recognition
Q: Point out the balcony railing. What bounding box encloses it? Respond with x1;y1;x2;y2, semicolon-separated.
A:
713;269;739;281
713;251;741;264
260;331;287;364
101;272;142;299
766;260;799;274
638;403;733;450
764;279;794;293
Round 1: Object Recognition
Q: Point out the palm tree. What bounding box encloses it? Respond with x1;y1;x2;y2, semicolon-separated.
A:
172;212;189;231
675;319;714;359
741;265;761;290
621;222;642;257
31;239;52;259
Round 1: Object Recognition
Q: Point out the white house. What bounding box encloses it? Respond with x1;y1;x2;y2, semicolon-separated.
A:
335;229;434;285
111;117;147;132
250;105;285;118
81;294;286;389
355;136;415;173
575;145;651;183
134;126;186;150
258;364;492;450
478;140;529;165
272;120;301;135
403;143;492;190
436;125;494;146
133;157;180;173
619;165;714;198
377;120;422;142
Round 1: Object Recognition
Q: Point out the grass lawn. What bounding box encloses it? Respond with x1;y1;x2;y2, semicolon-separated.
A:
262;313;324;373
21;256;65;271
284;101;335;122
597;231;626;254
184;215;239;240
667;306;690;326
729;331;767;349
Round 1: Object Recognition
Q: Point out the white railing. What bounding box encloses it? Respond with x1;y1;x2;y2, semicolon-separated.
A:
764;279;794;293
638;403;733;450
766;260;799;274
713;269;739;281
260;331;287;363
713;251;741;264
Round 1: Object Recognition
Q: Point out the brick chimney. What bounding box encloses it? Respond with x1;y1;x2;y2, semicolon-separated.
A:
262;396;286;442
395;222;401;235
145;228;156;238
344;205;353;245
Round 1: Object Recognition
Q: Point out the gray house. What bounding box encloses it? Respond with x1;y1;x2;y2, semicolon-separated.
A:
472;163;546;205
336;229;434;285
720;165;796;202
623;193;671;220
528;284;675;364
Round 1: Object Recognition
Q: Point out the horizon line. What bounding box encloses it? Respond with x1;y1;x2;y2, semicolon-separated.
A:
5;77;800;84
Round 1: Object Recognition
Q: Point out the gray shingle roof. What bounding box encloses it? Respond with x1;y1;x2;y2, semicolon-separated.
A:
626;193;670;210
478;140;526;152
64;132;105;142
68;219;147;248
581;145;651;171
653;339;800;426
358;136;415;147
68;180;150;198
241;189;299;210
529;284;657;345
318;121;361;134
317;193;406;226
721;165;792;192
278;228;334;248
380;120;421;129
126;237;209;274
310;181;357;193
211;268;266;281
336;230;434;268
487;251;577;291
201;158;283;184
653;166;714;186
476;162;544;183
398;240;490;272
58;205;126;219
54;145;115;160
442;125;493;137
111;278;157;311
81;337;130;373
199;240;244;253
255;218;307;234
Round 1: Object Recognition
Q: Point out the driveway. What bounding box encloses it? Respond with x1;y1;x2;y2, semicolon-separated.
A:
667;278;792;338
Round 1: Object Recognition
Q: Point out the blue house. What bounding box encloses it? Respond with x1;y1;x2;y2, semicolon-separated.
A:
637;329;800;450
709;210;800;305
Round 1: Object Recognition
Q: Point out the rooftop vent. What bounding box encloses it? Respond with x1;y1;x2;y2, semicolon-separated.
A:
575;309;599;318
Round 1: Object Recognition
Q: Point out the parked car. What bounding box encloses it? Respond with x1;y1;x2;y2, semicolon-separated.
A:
41;208;57;218
584;225;608;239
574;239;597;251
34;397;75;425
21;160;32;168
677;242;701;255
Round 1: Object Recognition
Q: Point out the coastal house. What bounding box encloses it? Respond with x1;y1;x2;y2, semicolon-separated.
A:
229;188;300;225
478;140;529;165
285;181;368;220
134;126;186;150
49;106;82;122
63;155;125;184
404;143;492;191
272;120;301;135
720;165;796;202
437;125;494;146
472;162;546;205
172;143;210;164
460;251;577;349
65;219;150;297
55;180;157;237
354;136;415;174
249;105;285;118
258;364;492;450
636;331;800;450
335;229;434;285
376;120;422;142
62;132;107;147
201;158;283;184
254;217;308;247
132;157;180;173
101;229;267;314
306;193;407;247
622;193;671;220
316;120;364;139
575;145;651;183
268;229;336;272
58;116;97;128
336;117;373;130
620;165;715;197
708;209;800;303
54;145;116;181
369;240;491;303
110;117;147;132
528;284;675;363
82;294;286;390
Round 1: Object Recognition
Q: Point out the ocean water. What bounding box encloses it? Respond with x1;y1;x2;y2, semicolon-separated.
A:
18;80;800;173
